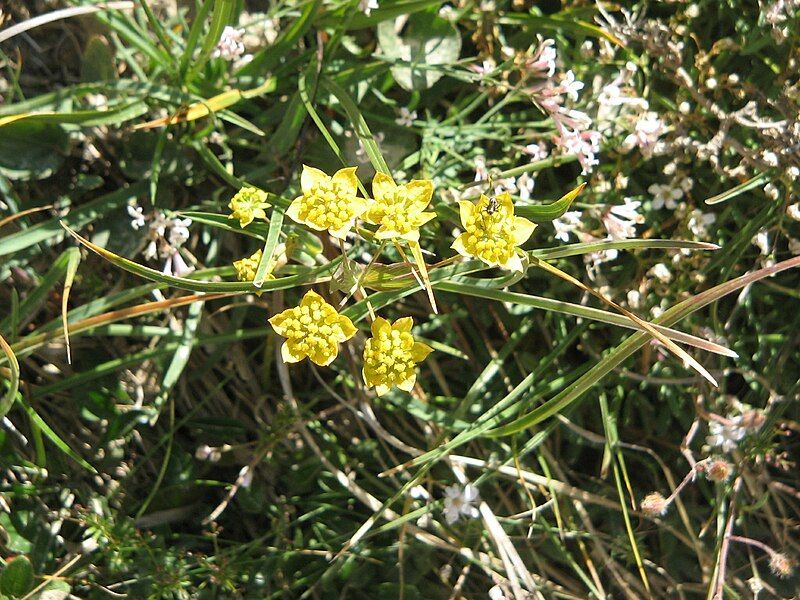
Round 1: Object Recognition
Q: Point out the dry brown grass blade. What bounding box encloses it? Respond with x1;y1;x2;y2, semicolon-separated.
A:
533;258;719;386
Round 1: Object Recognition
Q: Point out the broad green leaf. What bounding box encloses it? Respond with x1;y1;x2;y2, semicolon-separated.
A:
0;121;69;180
0;555;33;598
377;10;462;91
80;35;117;81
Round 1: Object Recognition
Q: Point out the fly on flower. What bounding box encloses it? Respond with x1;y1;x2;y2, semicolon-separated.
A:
451;192;536;272
228;186;271;228
268;290;357;366
286;165;367;239
363;173;436;242
362;317;433;396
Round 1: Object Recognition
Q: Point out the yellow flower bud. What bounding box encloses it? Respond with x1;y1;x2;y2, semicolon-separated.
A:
228;186;271;228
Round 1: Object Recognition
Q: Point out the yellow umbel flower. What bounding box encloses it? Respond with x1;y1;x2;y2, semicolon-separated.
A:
268;290;357;366
228;186;271;228
451;192;536;272
362;317;433;396
233;249;275;282
286;165;367;239
364;173;436;241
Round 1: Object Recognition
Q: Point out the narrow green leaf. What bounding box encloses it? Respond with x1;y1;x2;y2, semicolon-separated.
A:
704;172;771;205
516;182;585;222
0;332;19;418
254;206;285;287
19;398;96;473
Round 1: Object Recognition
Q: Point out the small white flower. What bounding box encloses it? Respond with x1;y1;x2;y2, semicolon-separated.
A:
127;204;146;230
359;0;379;15
167;217;192;248
678;101;691;114
162;250;194;277
517;172;535;201
787;203;800;222
602;198;643;240
627;289;642;309
622;112;664;157
212;26;246;61
649;183;682;210
752;230;770;255
238;465;253;488
560;70;584;101
443;483;480;525
706;77;717;89
395;107;417;127
706;419;746;453
789;238;800;255
552;210;582;242
649;263;672;283
523;142;548;162
688;209;716;239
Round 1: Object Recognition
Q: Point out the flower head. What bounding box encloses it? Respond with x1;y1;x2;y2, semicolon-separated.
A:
364;173;435;241
228;187;271;228
233;249;274;283
769;552;794;578
640;492;668;516
705;458;732;483
268;291;357;366
452;193;536;272
443;483;480;524
213;26;246;61
706;418;747;453
287;166;366;239
362;317;433;396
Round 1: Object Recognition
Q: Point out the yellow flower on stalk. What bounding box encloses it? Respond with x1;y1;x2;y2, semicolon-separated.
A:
228;186;271;228
451;192;536;272
364;173;436;241
286;165;367;239
362;317;433;396
233;249;274;282
268;290;357;366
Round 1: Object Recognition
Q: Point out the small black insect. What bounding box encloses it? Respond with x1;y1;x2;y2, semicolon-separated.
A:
485;197;499;214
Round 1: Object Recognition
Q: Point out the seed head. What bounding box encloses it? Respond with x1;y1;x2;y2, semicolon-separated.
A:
640;492;668;517
769;552;794;578
706;458;732;483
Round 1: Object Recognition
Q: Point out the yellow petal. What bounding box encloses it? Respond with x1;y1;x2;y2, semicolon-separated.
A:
375;383;391;396
416;212;437;227
502;252;524;273
309;345;337;366
451;234;472;258
301;289;324;306
371;316;391;337
328;220;354;239
268;312;288;335
286;197;304;225
406;179;433;208
399;229;420;242
301;165;330;193
511;216;537;245
394;317;414;333
362;367;371;387
495;192;515;218
411;341;433;362
332;166;359;196
396;375;416;392
372;172;396;202
338;315;358;340
239;214;253;228
281;341;304;363
375;226;402;240
253;207;267;222
457;200;475;228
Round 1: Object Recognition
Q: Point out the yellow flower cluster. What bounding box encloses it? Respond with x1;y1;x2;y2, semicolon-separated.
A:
268;291;357;366
228;186;271;228
363;317;433;396
233;249;263;282
452;193;536;272
227;164;542;395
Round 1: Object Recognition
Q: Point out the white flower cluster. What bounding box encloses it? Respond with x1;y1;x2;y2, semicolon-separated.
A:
523;39;601;175
127;203;193;277
212;26;247;62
